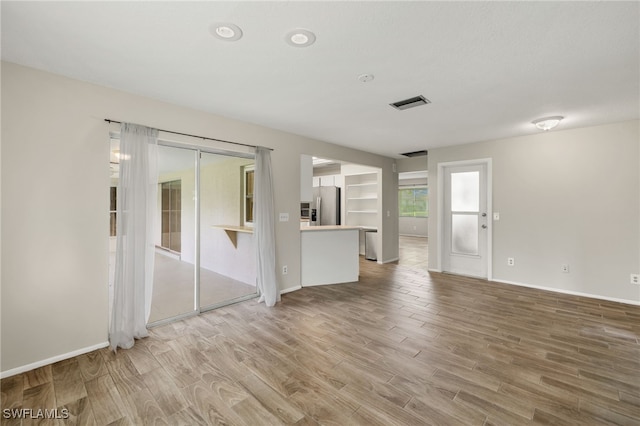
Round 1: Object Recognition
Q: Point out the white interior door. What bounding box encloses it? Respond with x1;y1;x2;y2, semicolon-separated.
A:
441;162;489;278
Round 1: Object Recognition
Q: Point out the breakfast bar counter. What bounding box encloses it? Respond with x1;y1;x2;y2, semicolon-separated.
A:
300;225;360;286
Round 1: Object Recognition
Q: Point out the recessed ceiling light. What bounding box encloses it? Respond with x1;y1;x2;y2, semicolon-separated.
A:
532;116;563;131
357;74;375;83
285;29;316;47
210;23;243;41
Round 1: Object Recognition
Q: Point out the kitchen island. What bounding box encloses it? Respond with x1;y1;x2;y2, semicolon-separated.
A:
300;225;360;286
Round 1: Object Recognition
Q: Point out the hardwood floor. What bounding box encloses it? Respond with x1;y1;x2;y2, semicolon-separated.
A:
3;253;640;425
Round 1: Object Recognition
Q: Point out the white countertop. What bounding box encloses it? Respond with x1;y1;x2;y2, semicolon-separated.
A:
300;225;360;232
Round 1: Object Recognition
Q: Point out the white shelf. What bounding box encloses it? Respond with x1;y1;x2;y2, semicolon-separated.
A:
344;171;379;234
347;182;377;188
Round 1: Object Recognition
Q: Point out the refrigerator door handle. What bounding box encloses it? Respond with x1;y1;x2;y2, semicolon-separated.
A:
316;196;322;225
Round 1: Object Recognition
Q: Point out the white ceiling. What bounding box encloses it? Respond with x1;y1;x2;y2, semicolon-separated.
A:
2;1;638;158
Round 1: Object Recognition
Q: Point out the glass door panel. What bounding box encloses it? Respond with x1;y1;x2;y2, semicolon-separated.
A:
199;152;257;310
149;145;197;323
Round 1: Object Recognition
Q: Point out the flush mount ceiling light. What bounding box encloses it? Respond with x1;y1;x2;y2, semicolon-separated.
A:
357;73;375;83
210;23;243;41
285;29;316;47
532;116;563;131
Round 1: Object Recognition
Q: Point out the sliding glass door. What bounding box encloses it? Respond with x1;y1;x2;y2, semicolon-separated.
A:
199;152;257;310
149;146;197;323
110;139;258;326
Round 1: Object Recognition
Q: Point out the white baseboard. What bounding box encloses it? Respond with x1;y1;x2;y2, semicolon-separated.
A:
1;341;110;379
280;285;301;295
427;270;640;306
492;278;640;306
381;257;399;264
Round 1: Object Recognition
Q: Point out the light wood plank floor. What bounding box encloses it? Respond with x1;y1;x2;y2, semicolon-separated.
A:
3;256;639;425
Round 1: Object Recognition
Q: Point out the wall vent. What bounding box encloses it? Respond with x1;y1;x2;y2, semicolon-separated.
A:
400;150;428;157
390;95;431;111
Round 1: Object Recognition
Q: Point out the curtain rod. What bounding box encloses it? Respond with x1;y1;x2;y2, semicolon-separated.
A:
104;119;273;151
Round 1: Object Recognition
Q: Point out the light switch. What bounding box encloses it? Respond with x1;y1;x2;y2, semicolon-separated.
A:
279;213;289;222
493;212;500;221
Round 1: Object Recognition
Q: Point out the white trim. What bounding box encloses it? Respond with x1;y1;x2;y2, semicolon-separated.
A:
381;257;400;264
428;268;443;273
0;341;109;379
486;160;493;281
436;158;493;280
493;279;640;307
280;285;302;295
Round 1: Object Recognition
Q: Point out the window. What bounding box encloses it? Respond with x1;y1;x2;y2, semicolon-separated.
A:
399;186;428;217
244;166;254;225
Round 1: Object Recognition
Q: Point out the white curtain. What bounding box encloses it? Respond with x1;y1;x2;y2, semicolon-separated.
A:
110;123;159;351
254;146;279;306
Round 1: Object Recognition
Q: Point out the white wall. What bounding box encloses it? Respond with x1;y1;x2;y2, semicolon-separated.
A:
428;120;640;304
0;62;398;375
200;158;255;285
399;217;428;237
397;155;428;173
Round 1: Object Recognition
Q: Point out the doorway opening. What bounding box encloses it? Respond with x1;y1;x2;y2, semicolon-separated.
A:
398;170;428;270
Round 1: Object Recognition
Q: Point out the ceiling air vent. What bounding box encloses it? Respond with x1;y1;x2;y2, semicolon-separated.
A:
400;150;428;157
390;95;431;111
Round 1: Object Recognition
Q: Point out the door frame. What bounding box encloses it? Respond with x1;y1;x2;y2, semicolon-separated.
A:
437;158;493;280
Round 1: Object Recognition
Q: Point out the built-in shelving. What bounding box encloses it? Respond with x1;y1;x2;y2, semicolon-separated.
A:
344;171;379;231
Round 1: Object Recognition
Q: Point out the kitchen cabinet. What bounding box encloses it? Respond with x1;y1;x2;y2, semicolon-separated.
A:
300;225;359;286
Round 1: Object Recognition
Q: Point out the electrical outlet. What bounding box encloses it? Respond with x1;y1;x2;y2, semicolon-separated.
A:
561;264;570;273
282;265;288;275
507;257;515;266
631;274;640;285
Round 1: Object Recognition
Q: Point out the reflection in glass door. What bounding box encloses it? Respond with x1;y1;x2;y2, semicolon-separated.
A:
160;180;182;253
199;152;257;310
149;146;197;323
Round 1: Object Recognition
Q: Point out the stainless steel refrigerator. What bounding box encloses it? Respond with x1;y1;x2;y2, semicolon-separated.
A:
310;186;341;226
